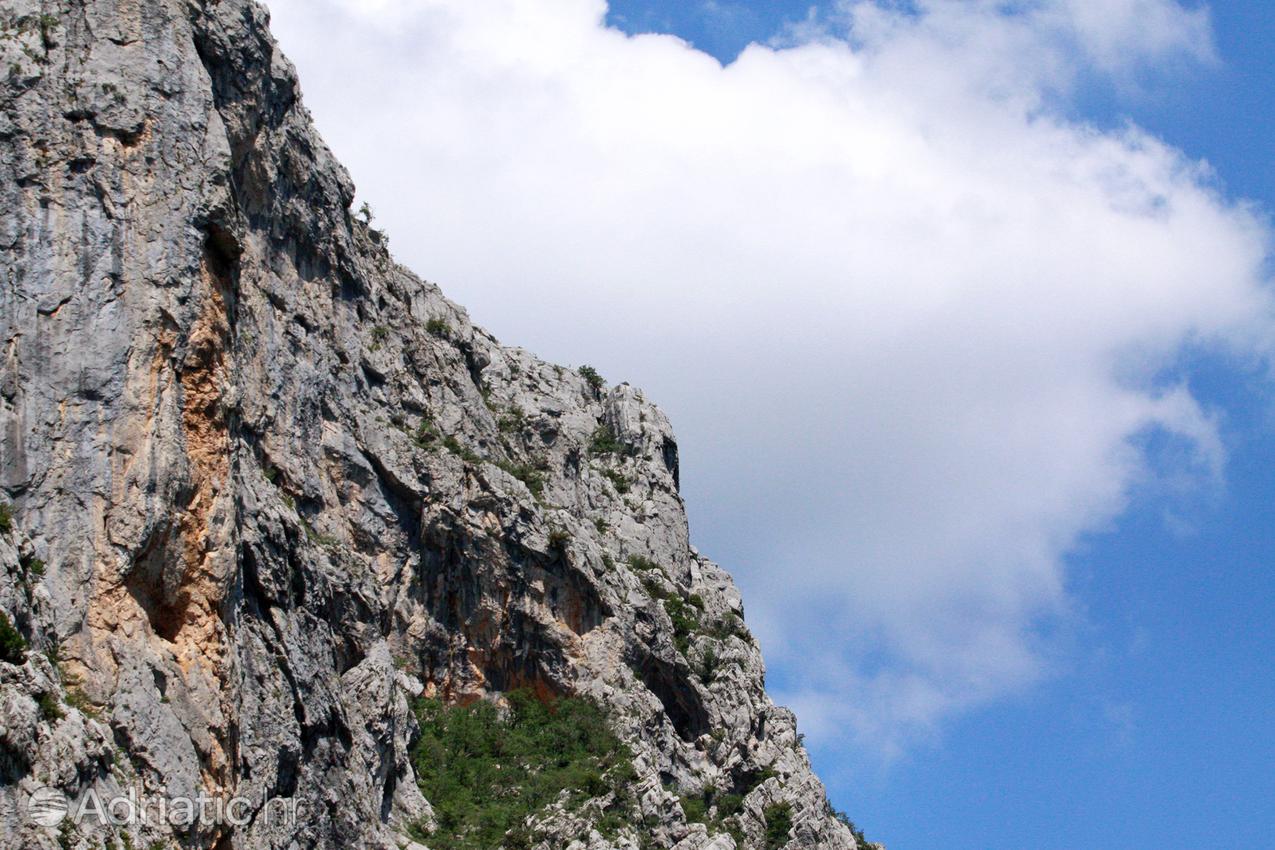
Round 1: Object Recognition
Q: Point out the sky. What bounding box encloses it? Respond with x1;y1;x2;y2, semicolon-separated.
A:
263;2;1275;847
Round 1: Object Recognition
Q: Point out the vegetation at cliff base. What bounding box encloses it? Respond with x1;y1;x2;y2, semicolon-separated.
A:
409;690;636;850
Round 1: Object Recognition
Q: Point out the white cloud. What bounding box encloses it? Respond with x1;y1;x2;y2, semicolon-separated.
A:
263;0;1272;755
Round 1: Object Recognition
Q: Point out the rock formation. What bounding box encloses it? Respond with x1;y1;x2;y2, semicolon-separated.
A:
0;1;862;848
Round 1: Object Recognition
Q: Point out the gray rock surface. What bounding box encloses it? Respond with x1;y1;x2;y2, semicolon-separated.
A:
0;1;863;847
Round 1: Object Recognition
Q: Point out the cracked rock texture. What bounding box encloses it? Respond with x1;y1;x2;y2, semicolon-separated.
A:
0;1;862;848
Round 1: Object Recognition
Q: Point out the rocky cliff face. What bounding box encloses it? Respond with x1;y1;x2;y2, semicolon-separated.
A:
0;2;860;849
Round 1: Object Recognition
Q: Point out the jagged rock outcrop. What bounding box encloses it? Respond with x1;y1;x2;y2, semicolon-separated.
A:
0;1;861;848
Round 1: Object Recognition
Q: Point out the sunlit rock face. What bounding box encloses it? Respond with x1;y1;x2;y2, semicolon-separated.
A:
0;2;858;847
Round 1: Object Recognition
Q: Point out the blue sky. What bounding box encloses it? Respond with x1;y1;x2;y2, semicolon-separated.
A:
266;2;1275;847
603;2;1275;846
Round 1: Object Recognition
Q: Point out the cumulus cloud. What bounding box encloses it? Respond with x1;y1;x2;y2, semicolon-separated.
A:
264;0;1272;756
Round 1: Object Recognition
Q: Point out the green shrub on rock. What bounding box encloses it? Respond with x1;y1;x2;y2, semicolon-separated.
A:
578;365;605;393
663;596;701;656
0;610;27;664
589;424;624;455
764;801;794;850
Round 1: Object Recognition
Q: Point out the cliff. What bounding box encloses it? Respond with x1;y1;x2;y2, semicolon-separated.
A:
0;2;861;848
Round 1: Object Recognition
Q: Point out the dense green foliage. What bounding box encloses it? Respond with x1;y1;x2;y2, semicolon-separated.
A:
37;690;63;722
497;407;526;434
589;424;625;455
578;365;605;393
626;555;661;573
697;645;721;683
663;595;701;656
495;458;547;497
603;469;631;494
704;612;752;644
409;690;636;850
414;417;440;448
426;317;452;339
442;435;483;465
0;610;26;664
680;786;747;846
763;802;794;850
0;501;11;534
